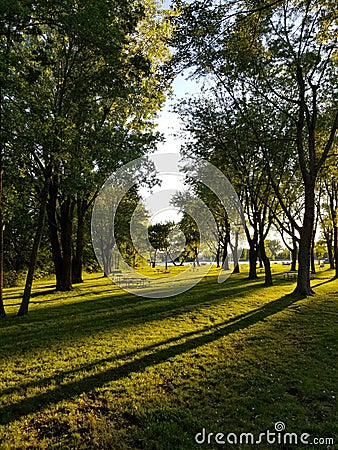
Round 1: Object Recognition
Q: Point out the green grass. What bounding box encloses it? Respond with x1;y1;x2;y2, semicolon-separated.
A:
0;265;337;449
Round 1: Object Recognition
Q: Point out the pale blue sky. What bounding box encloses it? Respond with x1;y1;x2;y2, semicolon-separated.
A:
154;74;202;155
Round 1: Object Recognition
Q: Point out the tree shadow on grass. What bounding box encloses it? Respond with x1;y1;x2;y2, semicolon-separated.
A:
0;277;278;360
0;292;303;426
311;277;338;289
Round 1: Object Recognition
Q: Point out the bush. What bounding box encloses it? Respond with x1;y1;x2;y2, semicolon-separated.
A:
4;270;26;288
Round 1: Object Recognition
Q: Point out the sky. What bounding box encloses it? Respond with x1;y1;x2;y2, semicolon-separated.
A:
154;74;202;155
140;74;203;224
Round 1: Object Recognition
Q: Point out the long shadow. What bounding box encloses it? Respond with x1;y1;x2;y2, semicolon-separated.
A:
312;277;338;289
0;278;273;359
0;292;302;426
3;278;117;303
0;303;268;399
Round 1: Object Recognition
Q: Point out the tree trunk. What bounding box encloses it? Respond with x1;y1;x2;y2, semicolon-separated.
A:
310;229;316;274
291;237;298;272
259;238;273;286
72;199;87;284
248;236;258;280
194;247;200;266
221;243;229;270
257;248;263;268
152;249;157;268
167;252;177;266
103;247;112;276
46;178;74;291
324;231;334;269
216;244;220;268
222;255;229;270
334;223;338;279
293;185;315;296
0;213;4;317
58;197;74;291
233;264;240;273
230;230;240;273
18;175;50;316
47;177;63;283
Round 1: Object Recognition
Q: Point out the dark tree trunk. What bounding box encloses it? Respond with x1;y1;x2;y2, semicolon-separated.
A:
47;178;74;291
72;199;87;284
325;179;338;276
248;236;258;280
216;244;220;268
232;263;240;273
259;238;273;286
103;249;111;276
47;178;63;284
291;237;298;272
18;175;50;316
257;248;263;268
194;247;200;266
221;243;229;270
152;249;157;268
310;229;316;274
230;231;240;273
167;252;177;266
100;241;110;276
222;255;229;270
294;185;315;296
324;231;334;269
58;197;74;291
334;223;338;279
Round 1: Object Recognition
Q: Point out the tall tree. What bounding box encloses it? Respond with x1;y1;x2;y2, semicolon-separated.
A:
172;0;338;295
1;0;173;313
321;165;338;277
176;95;283;286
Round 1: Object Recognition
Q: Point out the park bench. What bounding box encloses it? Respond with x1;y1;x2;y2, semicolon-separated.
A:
114;276;150;289
283;271;315;281
283;271;297;280
110;269;122;276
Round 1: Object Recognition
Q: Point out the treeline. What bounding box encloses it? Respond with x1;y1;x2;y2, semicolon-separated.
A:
1;0;337;318
171;0;338;295
0;0;174;317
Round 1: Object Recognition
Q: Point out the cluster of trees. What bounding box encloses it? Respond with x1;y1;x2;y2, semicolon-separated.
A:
0;0;174;317
1;0;337;318
148;219;203;269
171;0;338;295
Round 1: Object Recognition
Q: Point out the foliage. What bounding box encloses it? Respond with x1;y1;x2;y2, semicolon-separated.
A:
148;221;175;268
1;0;175;304
172;0;338;294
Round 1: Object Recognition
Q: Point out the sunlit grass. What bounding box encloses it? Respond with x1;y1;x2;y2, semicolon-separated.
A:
0;265;337;449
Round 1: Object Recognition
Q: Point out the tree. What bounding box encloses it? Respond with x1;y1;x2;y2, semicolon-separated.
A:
172;0;338;295
176;95;281;286
1;0;173;314
321;164;338;277
91;184;148;275
266;239;284;260
148;222;174;270
178;213;201;266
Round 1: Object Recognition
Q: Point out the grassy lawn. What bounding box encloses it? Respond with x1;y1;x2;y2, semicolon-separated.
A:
0;265;337;449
